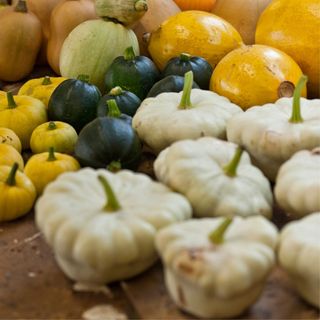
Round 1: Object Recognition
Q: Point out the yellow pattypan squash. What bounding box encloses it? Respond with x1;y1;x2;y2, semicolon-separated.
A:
30;121;78;154
0;127;22;152
0;92;47;149
18;76;67;107
0;163;36;222
0;144;24;170
24;147;80;195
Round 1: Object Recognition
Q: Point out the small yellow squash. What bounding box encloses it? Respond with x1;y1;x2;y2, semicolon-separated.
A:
18;76;67;107
0;163;36;222
30;121;78;154
0;127;22;152
0;92;47;149
0;144;24;170
24;147;80;195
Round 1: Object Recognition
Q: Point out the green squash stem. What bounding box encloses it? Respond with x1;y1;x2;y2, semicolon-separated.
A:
98;175;121;212
223;147;243;177
14;0;27;12
48;121;57;130
47;147;57;162
42;76;52;85
77;74;90;83
109;86;124;96
134;0;148;12
289;75;308;123
179;71;193;109
180;53;191;62
6;92;17;109
6;163;19;186
107;99;121;118
209;217;233;244
107;161;122;172
124;46;136;61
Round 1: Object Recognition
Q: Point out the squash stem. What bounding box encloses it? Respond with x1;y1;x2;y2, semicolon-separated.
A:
98;175;121;212
7;92;17;109
6;163;19;186
110;86;124;96
14;0;27;12
179;71;193;109
180;53;191;62
77;74;90;83
42;76;52;85
223;147;243;177
289;75;307;123
48;121;57;130
47;147;57;162
124;46;136;61
209;217;233;245
107;99;121;118
134;0;148;12
107;161;122;172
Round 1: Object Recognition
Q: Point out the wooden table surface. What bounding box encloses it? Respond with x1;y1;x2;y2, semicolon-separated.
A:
1;68;319;320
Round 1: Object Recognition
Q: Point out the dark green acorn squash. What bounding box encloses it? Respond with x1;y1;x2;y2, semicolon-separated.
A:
104;46;160;100
97;86;141;117
162;53;213;89
75;99;141;170
147;75;199;98
48;75;101;132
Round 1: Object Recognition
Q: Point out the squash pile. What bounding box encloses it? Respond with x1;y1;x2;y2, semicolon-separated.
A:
1;0;320;319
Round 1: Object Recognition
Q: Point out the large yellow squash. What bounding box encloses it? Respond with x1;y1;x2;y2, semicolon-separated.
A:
148;10;243;70
210;45;306;110
255;0;320;98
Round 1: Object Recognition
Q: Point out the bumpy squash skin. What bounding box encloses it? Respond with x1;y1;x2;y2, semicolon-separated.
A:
47;0;97;74
162;54;213;89
48;78;101;133
60;20;140;91
97;88;141;117
0;2;42;82
147;75;199;98
75;117;142;170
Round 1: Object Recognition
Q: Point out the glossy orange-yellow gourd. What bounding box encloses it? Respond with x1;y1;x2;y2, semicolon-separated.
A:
255;0;320;98
47;0;97;74
210;45;306;110
148;11;243;70
174;0;216;12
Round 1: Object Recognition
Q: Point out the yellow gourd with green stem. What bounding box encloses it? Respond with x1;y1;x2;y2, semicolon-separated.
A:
0;144;24;171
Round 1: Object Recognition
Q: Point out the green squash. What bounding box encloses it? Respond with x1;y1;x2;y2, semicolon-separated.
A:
147;75;199;98
75;99;142;170
48;75;101;132
60;20;139;91
104;46;160;99
97;86;141;117
162;53;213;90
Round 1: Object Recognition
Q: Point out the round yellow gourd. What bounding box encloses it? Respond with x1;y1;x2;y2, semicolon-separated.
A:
24;147;80;195
0;127;22;152
0;144;24;170
255;0;320;98
210;45;306;110
30;121;78;154
148;10;243;70
0;163;36;222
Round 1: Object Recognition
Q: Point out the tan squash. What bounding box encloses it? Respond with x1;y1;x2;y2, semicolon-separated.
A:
133;0;180;56
47;0;97;75
212;0;272;44
0;0;42;82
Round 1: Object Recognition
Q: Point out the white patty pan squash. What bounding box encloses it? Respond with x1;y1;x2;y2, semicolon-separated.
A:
156;216;278;318
132;72;242;154
59;19;139;91
35;168;192;285
227;76;320;181
275;148;320;219
154;137;273;218
278;212;320;308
